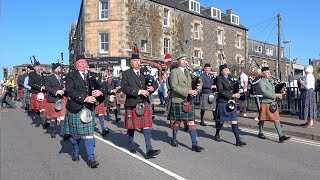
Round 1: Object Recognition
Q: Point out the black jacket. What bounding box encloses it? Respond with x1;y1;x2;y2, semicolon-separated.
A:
216;75;234;103
65;71;104;112
28;71;44;94
17;73;28;90
121;68;158;107
45;74;64;103
200;73;214;94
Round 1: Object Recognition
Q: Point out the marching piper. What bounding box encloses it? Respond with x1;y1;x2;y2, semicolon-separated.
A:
62;55;104;168
44;63;67;138
168;53;204;152
121;47;160;159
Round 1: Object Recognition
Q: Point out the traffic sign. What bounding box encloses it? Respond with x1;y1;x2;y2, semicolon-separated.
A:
164;54;172;67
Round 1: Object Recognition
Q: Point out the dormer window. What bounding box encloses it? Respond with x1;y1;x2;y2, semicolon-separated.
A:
189;0;200;13
211;7;221;20
254;46;262;53
231;14;239;25
266;48;274;56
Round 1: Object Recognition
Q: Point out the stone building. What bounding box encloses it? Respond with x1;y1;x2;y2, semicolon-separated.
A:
12;64;70;76
69;0;248;74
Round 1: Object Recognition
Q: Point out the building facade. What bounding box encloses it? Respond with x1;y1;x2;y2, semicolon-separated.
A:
12;64;70;77
69;0;248;74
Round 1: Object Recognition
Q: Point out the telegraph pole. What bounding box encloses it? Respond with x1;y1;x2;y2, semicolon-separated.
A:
277;13;282;81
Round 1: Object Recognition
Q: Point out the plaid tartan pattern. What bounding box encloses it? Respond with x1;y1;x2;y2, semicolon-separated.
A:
62;110;95;136
44;97;67;119
61;117;70;135
168;102;195;121
259;103;280;121
29;93;46;111
216;102;238;121
124;102;152;129
18;89;24;100
199;94;216;110
23;89;30;105
116;93;126;104
95;102;105;115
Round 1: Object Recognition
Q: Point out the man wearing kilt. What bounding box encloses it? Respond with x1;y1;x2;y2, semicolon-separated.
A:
256;67;290;143
168;53;204;152
121;49;160;159
213;64;247;146
23;66;34;115
199;63;217;126
28;60;49;128
44;63;67;138
62;55;104;168
102;71;121;122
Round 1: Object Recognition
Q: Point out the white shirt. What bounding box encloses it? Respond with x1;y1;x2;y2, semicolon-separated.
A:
179;67;185;72
239;72;248;91
302;73;315;90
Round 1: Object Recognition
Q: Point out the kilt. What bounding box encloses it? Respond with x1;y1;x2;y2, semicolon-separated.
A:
44;97;67;119
95;102;105;115
259;103;280;121
29;93;46;111
62;110;95;136
18;89;24;100
23;89;30;105
216;102;237;121
168;102;195;121
199;94;216;110
116;93;126;104
124;102;152;129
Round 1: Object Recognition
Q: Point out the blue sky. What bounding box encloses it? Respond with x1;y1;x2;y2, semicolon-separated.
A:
1;0;319;79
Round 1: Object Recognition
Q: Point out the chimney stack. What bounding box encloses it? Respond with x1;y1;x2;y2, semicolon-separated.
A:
226;9;232;15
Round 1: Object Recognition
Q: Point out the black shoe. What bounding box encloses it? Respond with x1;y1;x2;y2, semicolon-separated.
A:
236;140;247;147
213;135;221;142
192;145;204;152
115;117;121;123
35;123;40;127
101;129;110;136
300;122;308;126
170;139;178;147
128;146;136;154
72;152;80;162
152;115;155;120
258;133;266;139
146;149;160;159
50;132;56;138
279;135;290;143
87;159;99;168
200;121;207;126
43;122;50;129
63;134;71;141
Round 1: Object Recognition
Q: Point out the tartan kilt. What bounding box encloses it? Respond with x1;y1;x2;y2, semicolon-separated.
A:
29;93;46;111
199;94;216;110
124;102;152;129
23;90;30;105
216;102;237;121
259;103;280;121
95;102;105;115
62;110;95;136
44;97;67;119
116;93;126;104
18;89;24;100
168;102;195;121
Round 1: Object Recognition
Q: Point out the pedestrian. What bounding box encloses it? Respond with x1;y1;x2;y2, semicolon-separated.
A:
199;63;216;126
238;67;248;117
213;64;247;147
158;78;165;105
121;45;160;159
299;65;317;128
17;69;27;106
44;63;67;138
62;55;104;168
256;67;290;143
168;53;204;152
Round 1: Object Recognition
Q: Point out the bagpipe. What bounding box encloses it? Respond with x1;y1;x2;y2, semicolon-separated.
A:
226;76;243;112
186;64;202;90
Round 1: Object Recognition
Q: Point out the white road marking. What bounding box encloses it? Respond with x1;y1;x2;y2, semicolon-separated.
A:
195;119;320;148
94;135;187;180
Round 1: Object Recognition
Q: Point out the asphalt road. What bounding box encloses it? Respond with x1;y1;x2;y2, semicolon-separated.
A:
1;107;320;180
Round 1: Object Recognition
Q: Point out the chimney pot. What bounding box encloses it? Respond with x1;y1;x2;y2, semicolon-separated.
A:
226;9;232;14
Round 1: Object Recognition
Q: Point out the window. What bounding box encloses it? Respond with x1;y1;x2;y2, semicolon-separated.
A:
164;38;170;55
218;53;224;65
231;14;239;25
189;0;200;13
281;50;284;58
211;7;221;19
163;8;169;27
218;30;223;45
99;1;109;20
141;40;147;52
236;35;241;49
266;48;273;56
100;33;109;53
194;50;201;66
194;23;200;39
254;46;262;53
